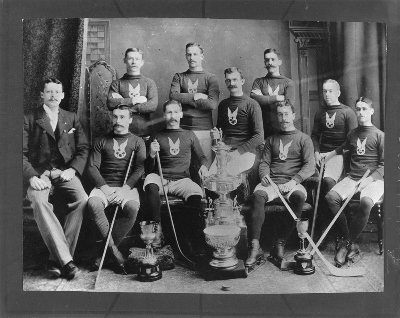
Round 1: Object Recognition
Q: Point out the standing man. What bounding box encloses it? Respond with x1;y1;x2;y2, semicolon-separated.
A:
311;79;358;199
169;42;220;163
323;97;384;267
23;78;89;280
107;47;158;137
209;67;264;178
143;100;210;257
250;48;295;139
86;105;145;274
242;100;315;268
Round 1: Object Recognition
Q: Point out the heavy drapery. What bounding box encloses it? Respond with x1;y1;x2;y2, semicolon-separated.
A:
329;22;386;130
23;18;85;113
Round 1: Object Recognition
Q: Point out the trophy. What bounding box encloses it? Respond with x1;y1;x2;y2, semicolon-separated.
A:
137;221;162;282
294;218;315;275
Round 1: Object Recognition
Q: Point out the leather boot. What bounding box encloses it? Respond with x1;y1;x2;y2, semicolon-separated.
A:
269;238;287;266
335;239;352;267
245;239;263;267
151;223;164;250
108;244;127;275
346;242;361;264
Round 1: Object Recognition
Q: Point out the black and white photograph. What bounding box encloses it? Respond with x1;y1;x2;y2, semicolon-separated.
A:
22;17;386;294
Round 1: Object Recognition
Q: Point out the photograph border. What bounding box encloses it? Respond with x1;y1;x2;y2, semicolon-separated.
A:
1;0;399;317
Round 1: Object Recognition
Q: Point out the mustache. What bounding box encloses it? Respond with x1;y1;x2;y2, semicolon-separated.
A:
228;85;237;89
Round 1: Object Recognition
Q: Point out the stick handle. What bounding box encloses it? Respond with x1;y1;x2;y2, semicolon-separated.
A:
310;169;370;255
310;159;325;240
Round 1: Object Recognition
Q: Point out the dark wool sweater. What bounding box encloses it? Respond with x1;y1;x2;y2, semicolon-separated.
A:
169;70;220;130
87;132;146;189
250;74;296;139
107;74;158;137
335;125;384;181
311;103;358;153
216;94;264;155
145;128;210;180
259;129;315;185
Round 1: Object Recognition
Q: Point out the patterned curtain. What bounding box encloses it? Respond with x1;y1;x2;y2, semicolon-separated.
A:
23;18;85;113
329;22;386;130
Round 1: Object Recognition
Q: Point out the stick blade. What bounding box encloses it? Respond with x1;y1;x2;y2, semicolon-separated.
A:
327;263;366;277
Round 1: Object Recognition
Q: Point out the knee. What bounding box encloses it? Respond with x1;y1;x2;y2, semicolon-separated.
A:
322;177;336;194
325;190;341;207
359;197;374;215
251;191;267;207
145;183;159;195
27;187;50;206
289;190;306;205
87;197;104;215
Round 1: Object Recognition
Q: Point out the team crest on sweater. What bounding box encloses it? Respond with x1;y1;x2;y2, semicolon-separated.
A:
113;138;129;158
228;107;238;125
279;139;293;161
187;79;198;94
356;137;367;155
267;84;280;96
168;137;180;155
325;112;337;129
128;83;140;98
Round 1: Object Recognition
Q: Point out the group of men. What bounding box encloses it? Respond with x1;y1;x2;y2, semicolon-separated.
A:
23;42;384;281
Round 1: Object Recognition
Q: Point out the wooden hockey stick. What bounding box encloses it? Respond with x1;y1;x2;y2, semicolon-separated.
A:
265;175;366;277
310;159;325;240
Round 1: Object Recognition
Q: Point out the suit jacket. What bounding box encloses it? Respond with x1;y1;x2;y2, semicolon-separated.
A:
23;106;89;183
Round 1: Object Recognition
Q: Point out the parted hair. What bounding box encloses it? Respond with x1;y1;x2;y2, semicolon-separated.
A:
356;97;374;109
276;99;295;113
125;47;144;59
185;42;204;54
43;78;64;92
163;100;182;112
224;67;244;79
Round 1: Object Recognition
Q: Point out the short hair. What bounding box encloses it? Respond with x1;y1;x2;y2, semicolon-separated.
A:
163;99;182;112
43;78;63;92
185;42;204;54
263;48;281;58
276;99;295;113
125;47;144;59
356;96;374;109
115;104;133;118
224;67;244;79
323;79;340;91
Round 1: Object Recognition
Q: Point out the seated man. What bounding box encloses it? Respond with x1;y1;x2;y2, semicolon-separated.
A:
86;105;145;274
242;100;315;267
23;78;89;280
323;97;384;267
143;100;209;257
107;47;158;138
209;67;264;179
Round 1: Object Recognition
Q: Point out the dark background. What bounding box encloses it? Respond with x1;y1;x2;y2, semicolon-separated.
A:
1;0;399;317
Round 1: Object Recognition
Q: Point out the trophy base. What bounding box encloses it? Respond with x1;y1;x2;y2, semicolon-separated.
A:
200;258;247;281
137;262;163;282
294;253;316;276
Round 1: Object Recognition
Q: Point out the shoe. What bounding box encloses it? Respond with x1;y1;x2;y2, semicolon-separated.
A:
245;239;263;267
151;223;164;250
334;237;344;252
346;242;361;264
335;239;352;268
108;245;127;275
270;238;286;262
46;260;61;279
62;261;81;280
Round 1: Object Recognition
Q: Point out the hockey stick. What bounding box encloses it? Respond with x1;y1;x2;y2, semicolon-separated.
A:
310;159;325;241
155;151;196;270
309;169;370;255
265;175;366;277
93;150;135;289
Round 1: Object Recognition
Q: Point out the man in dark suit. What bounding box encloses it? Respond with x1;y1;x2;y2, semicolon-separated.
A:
23;78;89;280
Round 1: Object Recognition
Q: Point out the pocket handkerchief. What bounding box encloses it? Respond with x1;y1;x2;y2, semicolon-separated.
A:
68;128;76;134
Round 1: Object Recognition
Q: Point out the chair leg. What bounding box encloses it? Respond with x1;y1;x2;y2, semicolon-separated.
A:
376;203;383;255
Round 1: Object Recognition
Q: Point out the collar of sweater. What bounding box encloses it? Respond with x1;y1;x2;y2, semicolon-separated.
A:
121;74;143;80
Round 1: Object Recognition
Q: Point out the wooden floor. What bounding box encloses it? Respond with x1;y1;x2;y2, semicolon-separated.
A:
23;232;384;294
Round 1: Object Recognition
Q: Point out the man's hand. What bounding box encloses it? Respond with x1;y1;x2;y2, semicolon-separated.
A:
210;127;221;140
100;185;117;204
114;185;131;205
150;140;160;158
251;89;263;96
321;151;336;163
315;152;322;167
60;168;76;182
278;180;297;194
132;96;147;105
194;93;208;101
228;150;240;161
29;176;50;191
358;176;373;190
276;95;285;101
261;175;270;187
198;165;209;179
